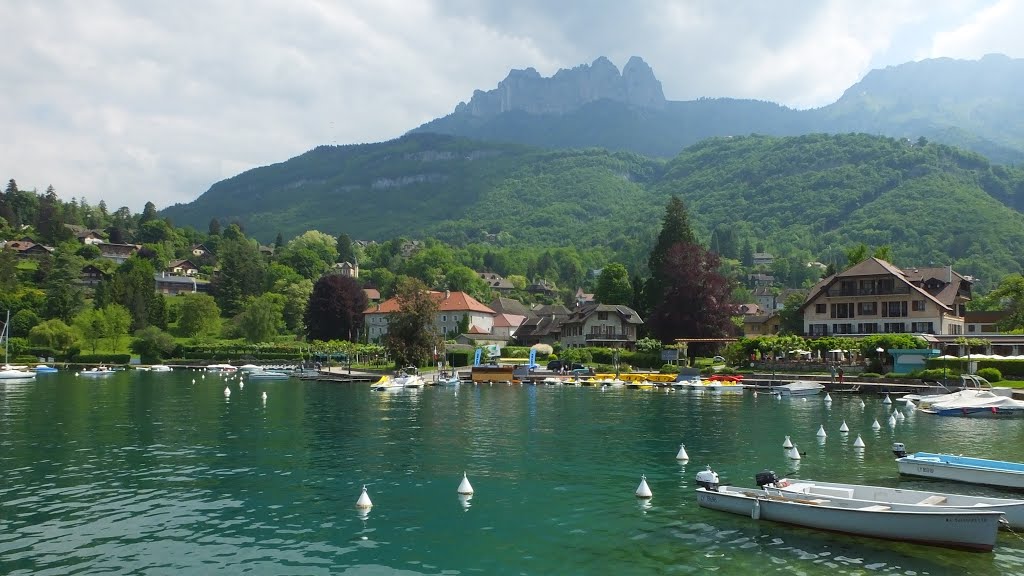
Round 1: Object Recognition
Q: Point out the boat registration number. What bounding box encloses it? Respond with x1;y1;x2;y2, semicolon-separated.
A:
917;466;935;473
700;494;718;504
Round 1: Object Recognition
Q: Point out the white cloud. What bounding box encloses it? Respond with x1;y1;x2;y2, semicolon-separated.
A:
0;1;1015;211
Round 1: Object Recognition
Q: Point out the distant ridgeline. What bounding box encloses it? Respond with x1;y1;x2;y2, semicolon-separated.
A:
161;131;1024;290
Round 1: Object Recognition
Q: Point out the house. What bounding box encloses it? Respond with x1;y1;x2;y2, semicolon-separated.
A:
527;279;557;296
753;252;775;266
79;264;109;287
574;288;595;307
489;296;533;318
559;303;644;350
491;313;527;341
167;258;199;276
399;240;423;258
776;288;807;311
98;242;140;264
154;273;211;296
748;273;775;287
736;303;766;316
478;271;513;292
454;332;508;347
363;288;381;306
753;287;776;312
4;240;53;259
258;244;275;258
514;304;571;347
364;290;496;341
64;224;105;245
743;313;781;337
335;261;359;279
800;257;971;337
190;244;214;258
965;310;1008;334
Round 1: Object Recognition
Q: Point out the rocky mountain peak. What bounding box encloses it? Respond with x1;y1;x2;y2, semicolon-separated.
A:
453;56;666;117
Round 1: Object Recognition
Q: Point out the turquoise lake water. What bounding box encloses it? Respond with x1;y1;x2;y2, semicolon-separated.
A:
3;371;1024;575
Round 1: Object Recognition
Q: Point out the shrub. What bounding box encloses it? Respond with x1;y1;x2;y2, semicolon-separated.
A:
659;363;680;374
860;372;881;378
74;354;131;365
978;367;1003;382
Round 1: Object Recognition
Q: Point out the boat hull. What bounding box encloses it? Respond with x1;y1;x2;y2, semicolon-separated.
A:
697;487;999;551
770;478;1024;529
247;372;290;380
897;453;1024;489
0;369;36;381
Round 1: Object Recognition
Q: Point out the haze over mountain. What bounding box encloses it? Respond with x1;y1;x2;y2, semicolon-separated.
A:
414;54;1024;164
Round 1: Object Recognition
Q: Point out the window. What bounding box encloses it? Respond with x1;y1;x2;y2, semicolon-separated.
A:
912;300;926;312
884;322;906;333
858;323;878;334
882;301;908;317
815;303;826;314
598;312;608;320
442;315;447;322
832;323;853;334
968;324;976;333
857;302;877;316
810;324;828;336
830;303;855;319
911;322;935;333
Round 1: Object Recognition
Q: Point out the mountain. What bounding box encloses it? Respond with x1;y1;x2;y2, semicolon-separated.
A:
162;132;1024;288
414;54;1024;164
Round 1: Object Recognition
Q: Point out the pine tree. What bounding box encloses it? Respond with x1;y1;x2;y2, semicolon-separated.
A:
646;196;697;314
208;218;222;236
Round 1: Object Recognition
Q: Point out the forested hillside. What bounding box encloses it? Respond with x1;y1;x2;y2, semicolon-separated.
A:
163;132;1024;289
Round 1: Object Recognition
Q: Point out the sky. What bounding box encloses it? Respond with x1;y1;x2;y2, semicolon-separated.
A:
1;0;1021;212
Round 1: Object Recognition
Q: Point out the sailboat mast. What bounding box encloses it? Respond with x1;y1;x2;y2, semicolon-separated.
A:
3;310;9;365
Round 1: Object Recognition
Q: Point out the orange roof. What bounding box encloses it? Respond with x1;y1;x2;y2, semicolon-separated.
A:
493;313;526;328
366;291;495;315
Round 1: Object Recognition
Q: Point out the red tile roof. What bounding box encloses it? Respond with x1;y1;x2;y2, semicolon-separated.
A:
366;291;495;315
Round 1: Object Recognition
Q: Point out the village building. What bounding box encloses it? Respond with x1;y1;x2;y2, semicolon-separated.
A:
167;258;200;276
477;271;513;292
558;303;644;350
364;290;495;341
154;273;211;296
98;242;140;264
335;261;359;278
514;304;571;347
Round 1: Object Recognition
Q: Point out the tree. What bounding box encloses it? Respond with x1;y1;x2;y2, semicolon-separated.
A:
845;243;870;266
305;274;367;342
105;257;157;331
648;243;735;347
208;218;222;236
777;292;807;335
43;249;84;323
873;245;894;263
0;248;18;292
212;236;266;316
28;319;77;357
236;293;285;343
647;196;697;312
73;308;106;354
102;304;131;351
139;201;158;225
10;309;39;337
279;278;313;335
595;263;632;305
383;277;438;367
274;232;284;250
336;233;355;264
992;274;1024;332
130;326;177;363
177;293;221;338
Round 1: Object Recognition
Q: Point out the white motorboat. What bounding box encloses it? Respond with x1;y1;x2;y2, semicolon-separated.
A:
206;363;238;373
920;391;1024;417
773;380;824;396
0;311;36;381
893;442;1024;489
238;364;261;372
80;367;115;376
694;468;1001;551
149;364;173;372
247;370;290;380
764;473;1024;528
903;374;1012;408
435;374;461;386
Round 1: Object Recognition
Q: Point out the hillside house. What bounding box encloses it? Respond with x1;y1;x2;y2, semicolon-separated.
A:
154;273;211;296
743;313;781;337
800;258;971;337
167;259;199;276
559;303;644;350
748;273;775;287
191;244;214;258
527;279;557;297
64;224;105;245
79;264;109;287
363;288;381;306
574;288;596;306
478;272;513;292
753;252;775;266
515;304;571;347
335;261;359;279
98;242;140;264
4;240;53;259
364;290;495;341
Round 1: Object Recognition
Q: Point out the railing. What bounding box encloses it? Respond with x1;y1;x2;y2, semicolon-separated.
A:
585;333;632;342
825;287;911;297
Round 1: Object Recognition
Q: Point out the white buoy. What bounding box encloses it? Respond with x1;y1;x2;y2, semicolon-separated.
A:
783;435;793;449
457;472;474;495
676;444;689;461
262;391;267;402
853;435;866;448
906;400;916;411
882;394;892;405
753;391;758;397
788;446;802;460
635;474;652;499
224;386;231;397
801;398;807;402
201;374;205;379
816;425;827;438
896;410;905;421
356;485;373;509
888;415;897;427
192;379;196;384
839;420;849;433
75;372;80;377
239;381;244;390
871;419;881;431
824;393;833;402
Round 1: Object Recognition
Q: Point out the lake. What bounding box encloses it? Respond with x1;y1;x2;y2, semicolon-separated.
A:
2;370;1024;575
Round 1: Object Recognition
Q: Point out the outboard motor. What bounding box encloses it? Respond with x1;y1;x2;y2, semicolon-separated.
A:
695;466;720;491
755;469;779;488
892;442;907;458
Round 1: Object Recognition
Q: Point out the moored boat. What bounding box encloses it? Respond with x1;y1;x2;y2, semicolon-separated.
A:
773;380;824;396
80;367;115;376
920;391;1024;417
32;365;59;373
0;311;36;381
247;370;290;380
149;364;173;372
893;442;1024;489
903;374;1011;408
206;363;238;373
764;473;1024;528
695;468;1001;551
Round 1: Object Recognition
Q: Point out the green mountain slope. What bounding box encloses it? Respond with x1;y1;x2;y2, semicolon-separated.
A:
164;132;1024;287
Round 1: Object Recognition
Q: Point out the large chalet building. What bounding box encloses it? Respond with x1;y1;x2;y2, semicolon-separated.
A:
800;258;971;337
364;290;500;341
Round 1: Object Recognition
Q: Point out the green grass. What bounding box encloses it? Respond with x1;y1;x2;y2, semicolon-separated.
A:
996;380;1024;389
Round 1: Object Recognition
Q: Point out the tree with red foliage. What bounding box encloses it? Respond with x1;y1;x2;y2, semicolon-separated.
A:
648;242;735;345
304;274;368;342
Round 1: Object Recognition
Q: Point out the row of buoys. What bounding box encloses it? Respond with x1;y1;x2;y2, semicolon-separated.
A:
357;471;477;510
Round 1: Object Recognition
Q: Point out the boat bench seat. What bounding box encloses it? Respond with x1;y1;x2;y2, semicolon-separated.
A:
858;505;891;511
917;495;947;505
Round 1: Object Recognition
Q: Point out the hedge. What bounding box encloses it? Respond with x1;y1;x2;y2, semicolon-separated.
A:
74;354;131;365
927;359;1024;378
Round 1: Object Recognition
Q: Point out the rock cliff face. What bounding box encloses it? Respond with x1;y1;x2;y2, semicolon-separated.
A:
454;56;665;117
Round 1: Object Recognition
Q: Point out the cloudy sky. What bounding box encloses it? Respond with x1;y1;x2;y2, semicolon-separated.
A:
1;0;1021;211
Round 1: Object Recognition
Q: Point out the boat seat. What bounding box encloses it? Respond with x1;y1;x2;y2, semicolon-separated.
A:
858;505;891;511
917;495;947;505
807;498;830;504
